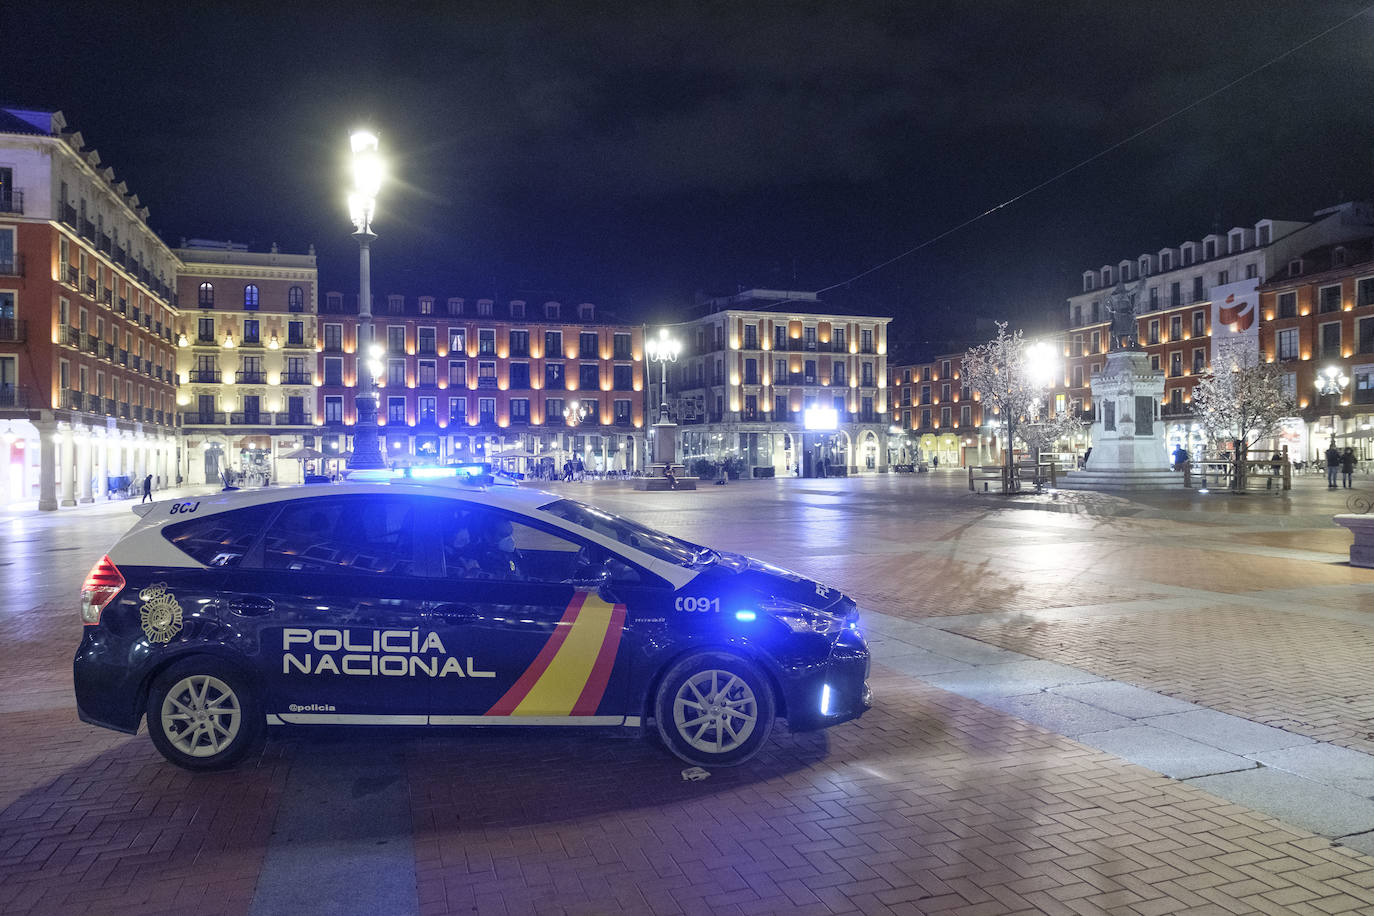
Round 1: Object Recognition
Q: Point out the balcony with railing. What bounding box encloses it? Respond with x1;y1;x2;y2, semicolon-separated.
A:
188;411;226;425
79;218;96;242
0;253;22;277
280;371;312;385
101;287;113;305
130;356;141;371
0;387;30;409
477;376;498;389
230;411;264;425
0;319;26;342
103;398;116;414
282;411;311;426
117;349;128;366
189;369;219;383
0;190;23;214
65;265;79;287
59;202;76;227
85;334;100;354
116;297;127;315
62;390;81;410
58;326;81;347
235;371;266;384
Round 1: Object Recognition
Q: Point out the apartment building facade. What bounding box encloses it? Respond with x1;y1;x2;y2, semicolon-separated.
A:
664;290;892;476
315;294;646;471
1258;238;1374;460
887;355;993;467
0;108;180;510
172;240;319;485
1054;202;1374;460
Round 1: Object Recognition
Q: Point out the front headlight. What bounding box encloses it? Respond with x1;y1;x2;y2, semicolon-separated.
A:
761;597;842;635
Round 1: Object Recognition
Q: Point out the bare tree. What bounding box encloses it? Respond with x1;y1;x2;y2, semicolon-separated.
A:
963;322;1053;479
1019;403;1086;463
1190;340;1297;480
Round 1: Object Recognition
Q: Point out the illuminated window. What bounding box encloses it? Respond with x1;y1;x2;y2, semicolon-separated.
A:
243;285;259;311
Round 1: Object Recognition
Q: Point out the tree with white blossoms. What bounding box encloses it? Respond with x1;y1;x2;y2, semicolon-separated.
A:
962;322;1075;480
1190;339;1297;477
1019;400;1086;462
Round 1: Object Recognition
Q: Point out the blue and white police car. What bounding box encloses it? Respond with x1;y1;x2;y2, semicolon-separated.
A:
74;470;871;770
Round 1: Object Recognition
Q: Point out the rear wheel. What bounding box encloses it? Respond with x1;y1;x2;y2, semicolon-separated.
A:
654;651;774;767
146;658;262;771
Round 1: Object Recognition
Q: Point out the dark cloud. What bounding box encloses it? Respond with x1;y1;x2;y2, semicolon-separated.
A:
7;1;1374;354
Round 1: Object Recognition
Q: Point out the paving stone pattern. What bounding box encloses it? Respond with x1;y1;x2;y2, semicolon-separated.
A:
5;475;1374;913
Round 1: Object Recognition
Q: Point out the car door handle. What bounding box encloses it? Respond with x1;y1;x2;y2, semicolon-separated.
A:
225;597;274;617
427;603;480;623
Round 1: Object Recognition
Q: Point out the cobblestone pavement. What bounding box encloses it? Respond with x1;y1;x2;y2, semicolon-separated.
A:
6;474;1374;914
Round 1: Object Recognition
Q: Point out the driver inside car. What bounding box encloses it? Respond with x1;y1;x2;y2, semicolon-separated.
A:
474;515;522;579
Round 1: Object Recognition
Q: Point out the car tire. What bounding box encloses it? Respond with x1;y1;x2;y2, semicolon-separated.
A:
654;651;774;767
146;657;263;771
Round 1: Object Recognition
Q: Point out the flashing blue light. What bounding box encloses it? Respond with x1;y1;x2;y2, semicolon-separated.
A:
409;466;461;479
734;610;757;622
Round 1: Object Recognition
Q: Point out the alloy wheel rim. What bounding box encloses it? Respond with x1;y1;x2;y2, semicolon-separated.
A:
161;674;241;757
673;668;758;754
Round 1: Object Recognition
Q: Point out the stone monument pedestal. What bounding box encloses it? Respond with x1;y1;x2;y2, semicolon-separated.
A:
1058;349;1180;491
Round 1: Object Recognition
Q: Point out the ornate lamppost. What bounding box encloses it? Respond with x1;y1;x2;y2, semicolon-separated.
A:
645;328;681;423
1316;365;1349;452
346;129;386;470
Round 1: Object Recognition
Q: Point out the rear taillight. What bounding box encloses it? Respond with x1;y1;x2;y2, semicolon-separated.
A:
81;555;125;625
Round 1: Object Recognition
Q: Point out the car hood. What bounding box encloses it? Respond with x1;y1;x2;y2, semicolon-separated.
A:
709;551;851;613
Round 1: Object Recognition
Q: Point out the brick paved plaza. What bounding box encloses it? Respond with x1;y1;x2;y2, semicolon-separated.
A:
6;472;1374;914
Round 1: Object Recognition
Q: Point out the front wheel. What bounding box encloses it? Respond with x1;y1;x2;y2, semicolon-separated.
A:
146;657;263;771
654;651;775;767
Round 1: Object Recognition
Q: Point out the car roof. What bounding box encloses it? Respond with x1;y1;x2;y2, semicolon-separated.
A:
113;480;699;588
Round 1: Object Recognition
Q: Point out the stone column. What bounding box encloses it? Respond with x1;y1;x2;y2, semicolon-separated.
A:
92;434;105;500
78;431;94;503
0;434;11;508
60;427;77;507
37;420;58;511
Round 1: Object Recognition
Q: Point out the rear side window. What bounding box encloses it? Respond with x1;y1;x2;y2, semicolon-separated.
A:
260;495;417;575
164;505;278;567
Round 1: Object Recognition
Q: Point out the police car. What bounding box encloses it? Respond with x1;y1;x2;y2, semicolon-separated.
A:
74;469;872;771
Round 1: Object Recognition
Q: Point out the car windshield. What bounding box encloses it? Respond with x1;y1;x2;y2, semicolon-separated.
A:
537;498;715;568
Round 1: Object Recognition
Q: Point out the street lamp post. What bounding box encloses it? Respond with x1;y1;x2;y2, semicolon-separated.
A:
347;129;386;470
645;328;681;423
1315;365;1349;453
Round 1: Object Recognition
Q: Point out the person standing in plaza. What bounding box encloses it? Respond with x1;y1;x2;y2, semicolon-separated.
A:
141;473;153;503
1326;441;1341;489
1342;447;1357;489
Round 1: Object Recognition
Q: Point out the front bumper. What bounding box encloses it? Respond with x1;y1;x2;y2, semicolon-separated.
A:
781;625;871;732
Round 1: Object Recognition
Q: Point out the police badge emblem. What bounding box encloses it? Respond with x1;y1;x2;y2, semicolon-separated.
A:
139;583;184;643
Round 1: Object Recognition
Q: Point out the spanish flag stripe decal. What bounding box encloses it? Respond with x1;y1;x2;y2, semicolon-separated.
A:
486;592;587;716
571;600;626;716
511;592;618;716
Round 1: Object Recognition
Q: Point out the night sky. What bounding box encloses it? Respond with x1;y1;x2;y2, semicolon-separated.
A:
7;2;1374;359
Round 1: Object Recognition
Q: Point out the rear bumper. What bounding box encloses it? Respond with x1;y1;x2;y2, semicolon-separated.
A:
73;630;145;734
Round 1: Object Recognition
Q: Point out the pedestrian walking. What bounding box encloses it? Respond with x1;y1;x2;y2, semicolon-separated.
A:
1326;441;1341;489
141;473;153;503
1342;447;1356;489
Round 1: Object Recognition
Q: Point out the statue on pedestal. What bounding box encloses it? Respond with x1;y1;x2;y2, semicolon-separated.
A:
1105;283;1140;352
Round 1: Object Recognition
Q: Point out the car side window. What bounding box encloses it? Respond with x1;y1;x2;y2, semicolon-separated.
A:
438;505;629;584
260;496;416;575
164;505;277;567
